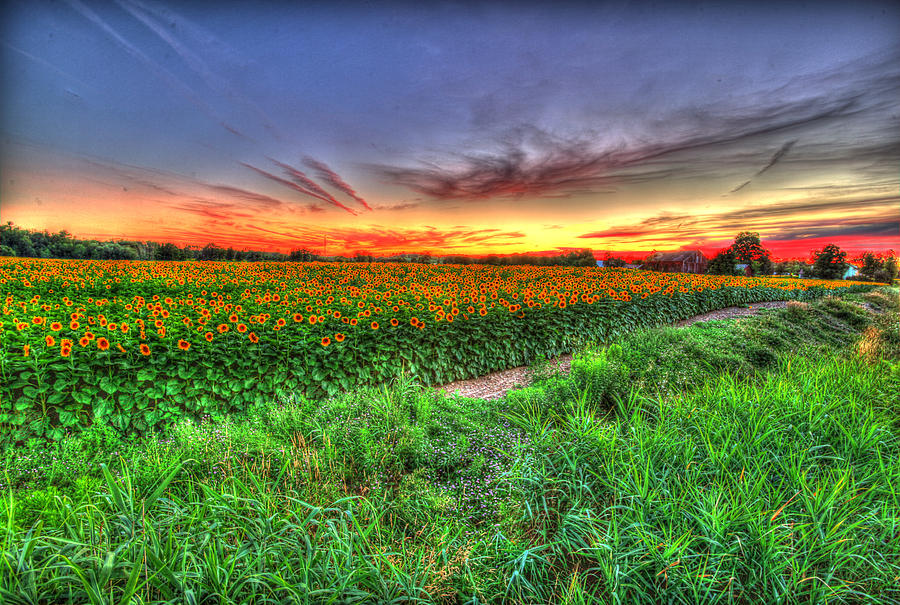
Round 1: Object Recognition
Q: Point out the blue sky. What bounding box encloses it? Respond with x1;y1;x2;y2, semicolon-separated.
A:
2;0;898;257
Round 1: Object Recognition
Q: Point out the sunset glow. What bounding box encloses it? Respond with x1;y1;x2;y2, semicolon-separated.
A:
1;1;898;259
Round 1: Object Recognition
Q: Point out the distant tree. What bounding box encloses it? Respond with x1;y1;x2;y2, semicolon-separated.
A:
876;252;898;284
603;253;627;268
288;248;320;262
154;242;185;261
731;231;774;276
707;249;737;275
809;243;848;279
859;252;883;280
561;249;596;267
200;243;227;261
707;232;773;276
774;260;806;276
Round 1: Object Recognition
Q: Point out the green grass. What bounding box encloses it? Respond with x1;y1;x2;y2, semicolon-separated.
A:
1;288;898;603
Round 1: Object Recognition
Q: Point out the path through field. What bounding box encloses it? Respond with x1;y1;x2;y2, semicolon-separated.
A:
438;300;790;400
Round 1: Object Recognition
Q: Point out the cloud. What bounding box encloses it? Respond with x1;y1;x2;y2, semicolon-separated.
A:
730;140;796;193
373;49;899;203
61;0;244;137
302;157;372;210
240;160;358;214
578;195;899;245
207;184;285;208
372;201;422;211
231;223;526;253
372;127;627;201
771;221;899;241
173;199;254;221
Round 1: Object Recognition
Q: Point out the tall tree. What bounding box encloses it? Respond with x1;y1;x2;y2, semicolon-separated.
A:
707;248;737;275
809;243;848;279
731;231;774;276
860;252;882;279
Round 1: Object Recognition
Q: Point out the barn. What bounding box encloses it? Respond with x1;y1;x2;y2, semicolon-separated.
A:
644;250;708;274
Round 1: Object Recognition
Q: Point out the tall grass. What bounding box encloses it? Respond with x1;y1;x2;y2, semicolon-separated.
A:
2;288;898;603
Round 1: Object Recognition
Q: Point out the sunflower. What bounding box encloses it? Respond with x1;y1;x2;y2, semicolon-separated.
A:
335;332;345;342
60;346;72;358
217;323;229;333
370;321;379;330
178;339;191;351
23;344;30;357
140;343;151;356
293;313;304;322
70;320;80;330
205;332;214;342
321;336;331;347
50;322;62;331
248;332;259;343
45;335;56;347
97;337;110;351
236;323;247;333
79;336;89;347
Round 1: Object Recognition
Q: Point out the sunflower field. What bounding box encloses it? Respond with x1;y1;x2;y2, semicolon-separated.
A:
0;258;874;439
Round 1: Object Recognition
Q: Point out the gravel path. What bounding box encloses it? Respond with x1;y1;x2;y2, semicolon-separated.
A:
437;300;790;400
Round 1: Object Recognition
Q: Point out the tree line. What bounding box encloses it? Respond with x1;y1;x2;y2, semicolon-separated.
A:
2;223;895;281
704;231;897;283
0;223;599;267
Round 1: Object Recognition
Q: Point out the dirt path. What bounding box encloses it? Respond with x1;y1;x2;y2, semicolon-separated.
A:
438;300;790;400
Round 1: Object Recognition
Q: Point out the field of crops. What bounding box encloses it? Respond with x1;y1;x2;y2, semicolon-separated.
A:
0;257;873;440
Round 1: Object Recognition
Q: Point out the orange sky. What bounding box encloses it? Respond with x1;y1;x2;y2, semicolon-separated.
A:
1;3;898;260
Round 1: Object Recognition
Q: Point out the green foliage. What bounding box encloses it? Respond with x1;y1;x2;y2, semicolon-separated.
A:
2;258;875;442
707;247;738;275
2;337;898;602
708;231;774;276
810;243;849;279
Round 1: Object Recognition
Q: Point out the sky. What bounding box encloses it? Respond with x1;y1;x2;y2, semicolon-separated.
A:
1;0;898;260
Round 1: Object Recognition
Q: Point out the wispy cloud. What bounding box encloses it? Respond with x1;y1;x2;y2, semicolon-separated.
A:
374;49;900;203
730;140;797;193
267;157;359;215
61;0;246;137
578;195;899;246
240;160;358;215
302;157;372;211
113;0;278;141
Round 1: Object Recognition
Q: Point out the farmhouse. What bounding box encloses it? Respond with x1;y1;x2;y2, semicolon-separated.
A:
644;250;708;274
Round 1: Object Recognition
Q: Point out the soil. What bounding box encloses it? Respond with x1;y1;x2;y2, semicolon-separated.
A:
437;300;790;401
